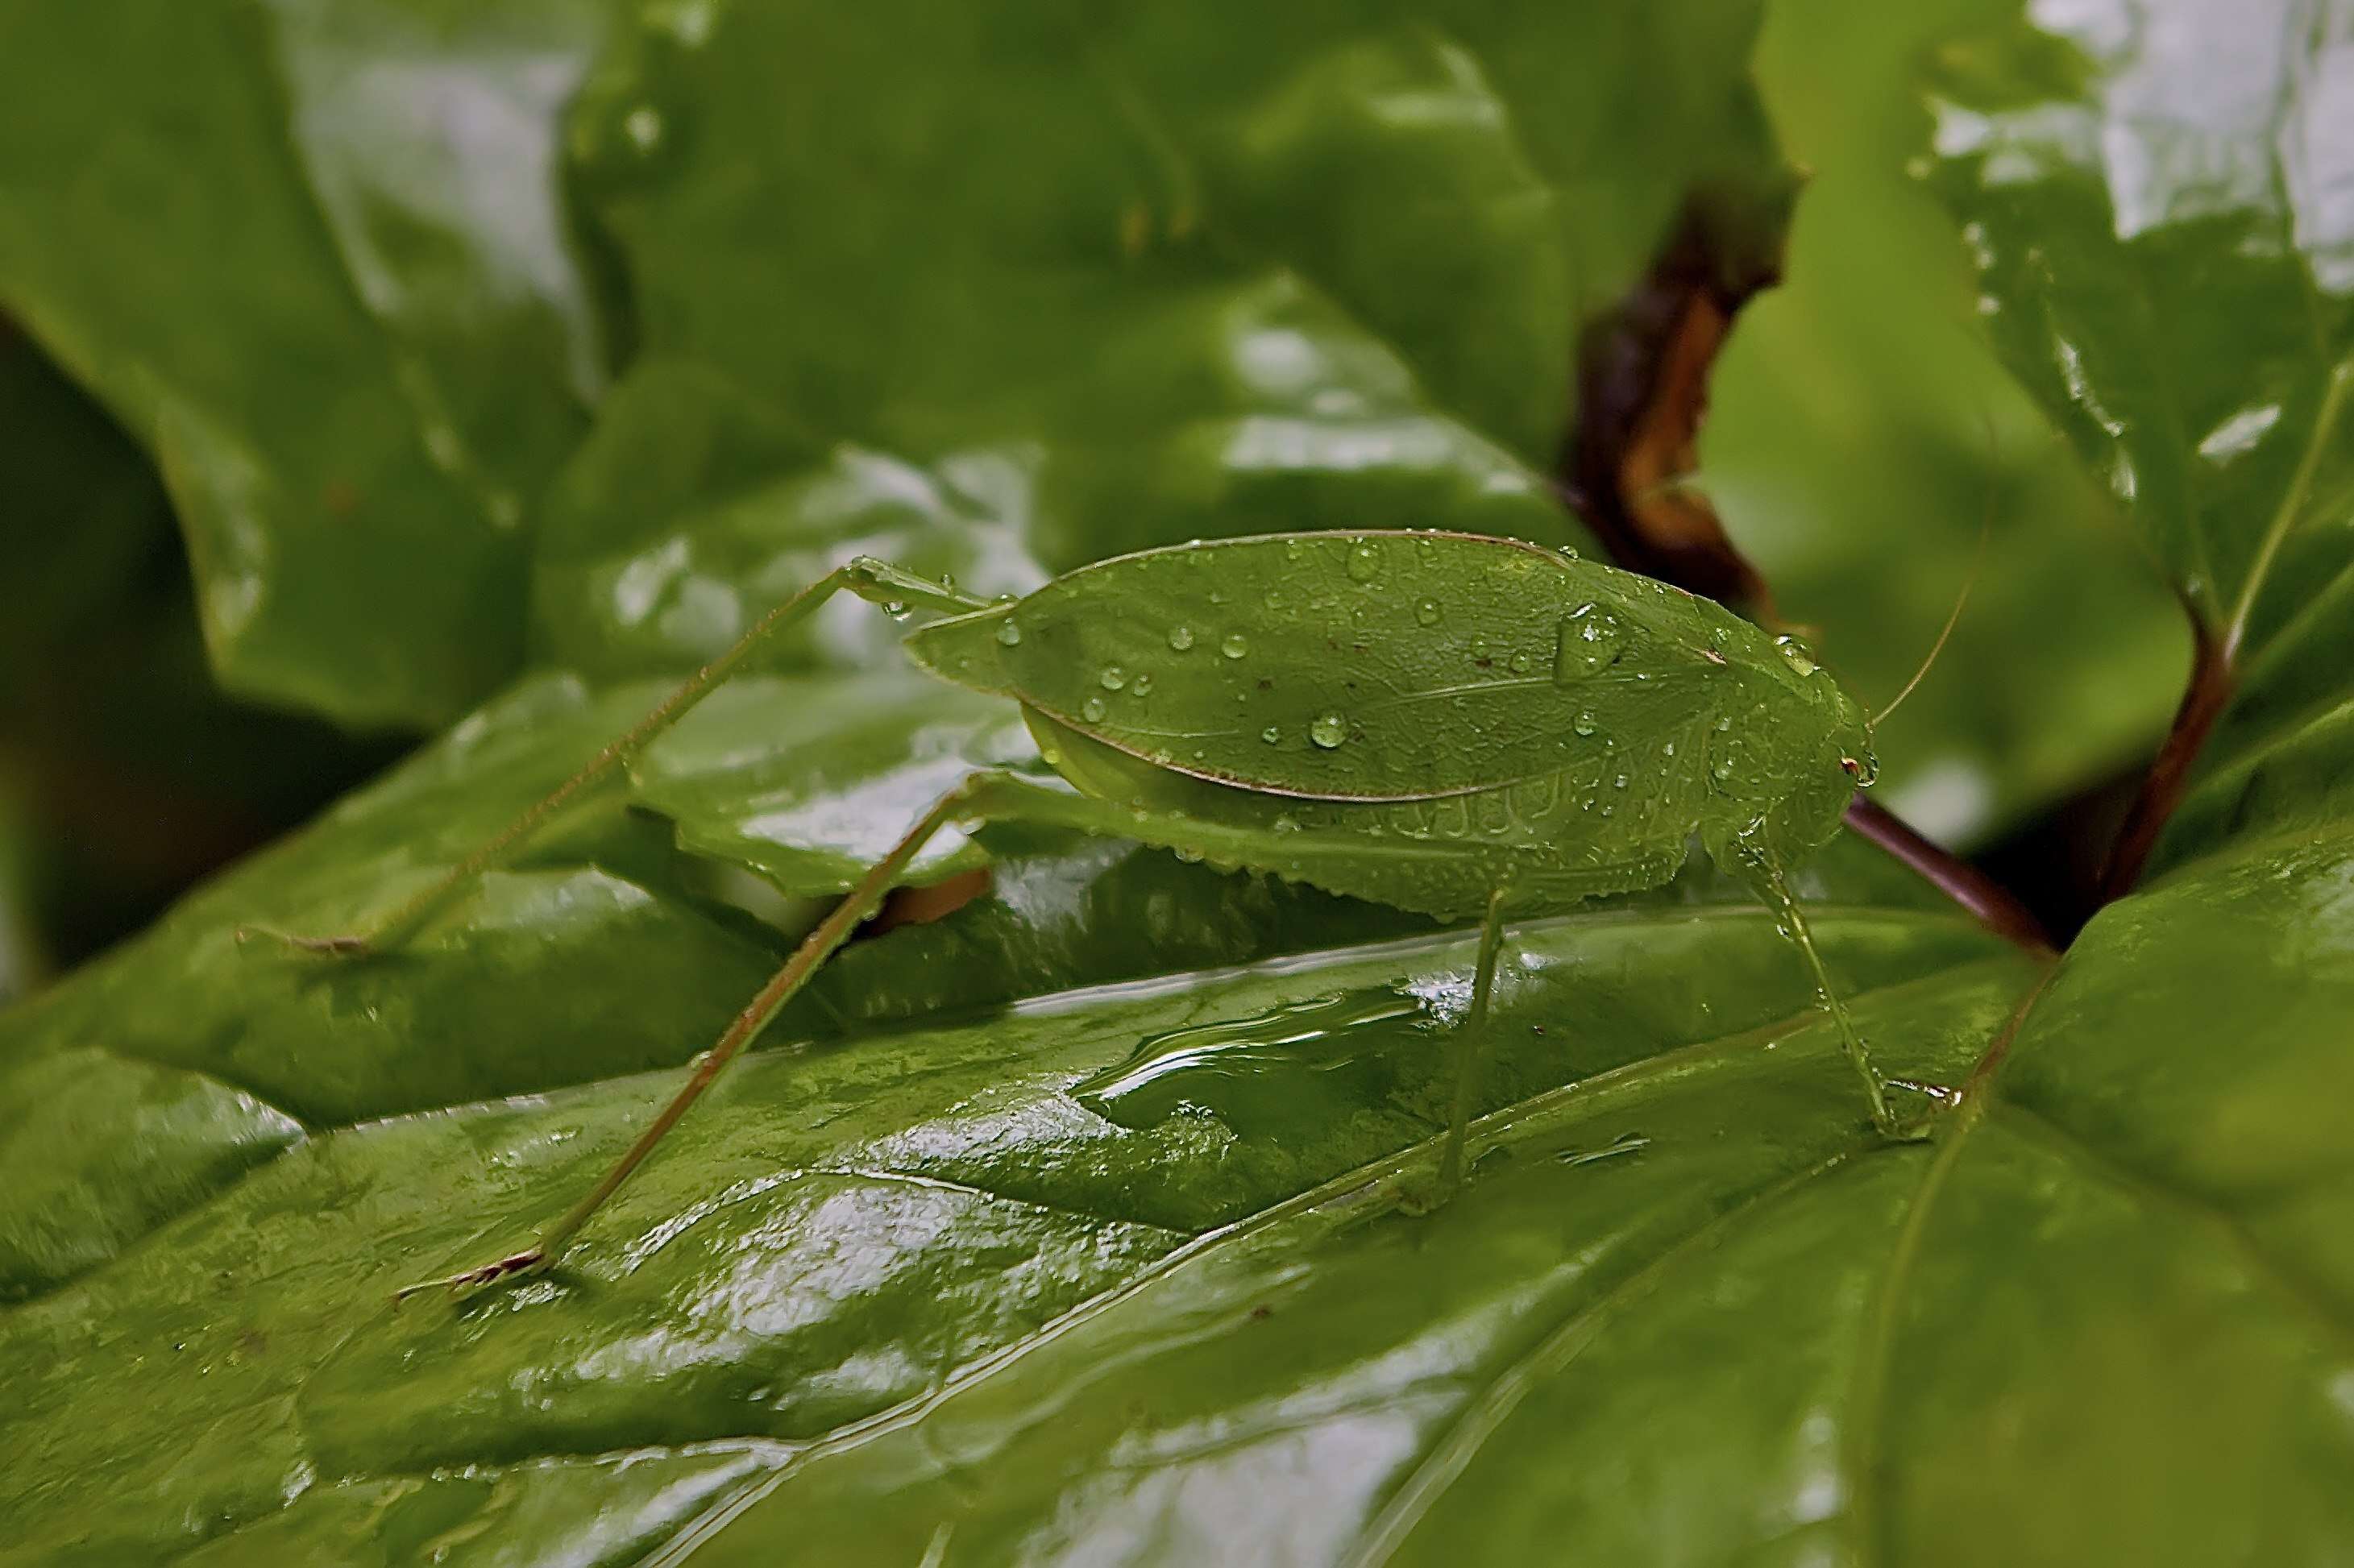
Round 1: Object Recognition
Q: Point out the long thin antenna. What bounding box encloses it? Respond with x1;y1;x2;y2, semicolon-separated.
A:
1872;415;1998;728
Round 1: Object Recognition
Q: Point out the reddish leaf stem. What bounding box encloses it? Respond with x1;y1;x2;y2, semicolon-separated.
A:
1842;796;2053;955
2096;599;2229;902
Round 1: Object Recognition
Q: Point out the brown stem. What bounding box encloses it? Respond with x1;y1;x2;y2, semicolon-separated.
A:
2097;600;2229;902
1563;195;1786;620
1843;796;2053;955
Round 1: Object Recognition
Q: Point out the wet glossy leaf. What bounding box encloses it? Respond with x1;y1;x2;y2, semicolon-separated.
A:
1924;0;2354;869
10;0;2353;1563
0;0;613;724
533;0;1796;678
1706;0;2189;847
0;326;407;973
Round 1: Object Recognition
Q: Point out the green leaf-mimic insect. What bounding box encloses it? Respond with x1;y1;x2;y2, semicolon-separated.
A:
254;530;1920;1296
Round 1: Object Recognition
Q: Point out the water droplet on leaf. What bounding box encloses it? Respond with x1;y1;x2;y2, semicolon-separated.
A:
1572;711;1598;737
1346;541;1380;582
623;104;665;151
1222;633;1249;660
1414;598;1442;626
1309;713;1347;749
1261;725;1282;744
1168;625;1195;651
994;620;1023;646
1099;666;1127;691
1082;697;1108;723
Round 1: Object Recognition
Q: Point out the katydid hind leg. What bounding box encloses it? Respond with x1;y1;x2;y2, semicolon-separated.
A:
399;769;1016;1299
246;558;990;959
1435;884;1511;1195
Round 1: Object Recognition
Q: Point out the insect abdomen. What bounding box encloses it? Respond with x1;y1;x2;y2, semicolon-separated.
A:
1028;710;1713;919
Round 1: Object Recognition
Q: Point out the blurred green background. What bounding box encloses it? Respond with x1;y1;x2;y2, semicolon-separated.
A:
0;0;2182;1002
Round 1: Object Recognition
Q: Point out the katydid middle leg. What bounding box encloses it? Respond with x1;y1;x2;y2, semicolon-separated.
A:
1436;885;1511;1194
244;557;993;957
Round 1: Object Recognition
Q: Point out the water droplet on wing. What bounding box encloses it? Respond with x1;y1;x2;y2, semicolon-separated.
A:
1555;608;1625;678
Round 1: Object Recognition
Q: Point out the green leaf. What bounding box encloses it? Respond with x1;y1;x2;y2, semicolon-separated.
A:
0;0;614;724
1704;0;2190;847
0;326;409;973
533;0;1800;679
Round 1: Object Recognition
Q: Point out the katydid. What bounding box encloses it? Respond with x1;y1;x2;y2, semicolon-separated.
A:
251;530;1923;1296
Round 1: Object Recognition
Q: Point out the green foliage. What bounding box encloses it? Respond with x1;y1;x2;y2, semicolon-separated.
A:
1710;0;2189;844
2;0;2351;1563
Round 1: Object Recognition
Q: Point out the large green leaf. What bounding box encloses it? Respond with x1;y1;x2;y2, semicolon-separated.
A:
1704;0;2190;847
1924;0;2354;873
0;0;613;724
531;0;1800;679
0;325;407;977
8;0;2354;1564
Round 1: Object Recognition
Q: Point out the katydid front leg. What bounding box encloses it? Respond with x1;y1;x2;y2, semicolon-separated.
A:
241;558;993;958
1738;844;1924;1141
